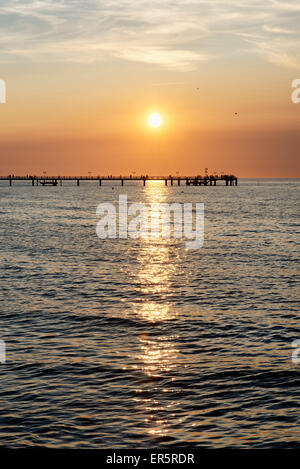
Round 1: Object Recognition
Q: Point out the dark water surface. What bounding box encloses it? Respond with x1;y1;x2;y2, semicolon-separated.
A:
0;179;299;448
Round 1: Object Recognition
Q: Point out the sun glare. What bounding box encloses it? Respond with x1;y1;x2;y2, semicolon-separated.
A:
148;113;162;128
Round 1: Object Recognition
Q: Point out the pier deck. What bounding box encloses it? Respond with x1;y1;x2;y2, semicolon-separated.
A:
1;174;238;187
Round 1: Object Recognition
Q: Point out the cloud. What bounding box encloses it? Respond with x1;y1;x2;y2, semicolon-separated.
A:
0;0;299;70
263;25;293;34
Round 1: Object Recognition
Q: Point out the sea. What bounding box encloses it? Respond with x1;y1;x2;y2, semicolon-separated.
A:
0;178;299;448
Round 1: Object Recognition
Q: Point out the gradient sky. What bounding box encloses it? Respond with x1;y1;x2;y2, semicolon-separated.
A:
0;0;300;176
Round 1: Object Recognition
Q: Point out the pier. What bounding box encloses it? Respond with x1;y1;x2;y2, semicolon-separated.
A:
1;174;238;187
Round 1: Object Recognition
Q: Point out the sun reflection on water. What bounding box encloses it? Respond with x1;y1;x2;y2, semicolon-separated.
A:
138;333;179;378
132;181;181;439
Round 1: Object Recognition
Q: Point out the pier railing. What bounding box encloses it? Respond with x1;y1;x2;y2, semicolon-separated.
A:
0;174;238;186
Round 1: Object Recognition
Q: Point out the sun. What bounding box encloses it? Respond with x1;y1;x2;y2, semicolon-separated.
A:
148;113;162;128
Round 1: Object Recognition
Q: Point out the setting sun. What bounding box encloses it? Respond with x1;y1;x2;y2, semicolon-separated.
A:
148;113;162;128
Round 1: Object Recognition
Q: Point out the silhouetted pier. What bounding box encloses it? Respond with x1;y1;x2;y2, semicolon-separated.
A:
1;174;238;187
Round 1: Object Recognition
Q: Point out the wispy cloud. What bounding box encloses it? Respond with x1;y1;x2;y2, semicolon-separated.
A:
0;0;299;70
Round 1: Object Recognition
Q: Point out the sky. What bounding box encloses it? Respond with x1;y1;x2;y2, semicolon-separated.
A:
0;0;300;176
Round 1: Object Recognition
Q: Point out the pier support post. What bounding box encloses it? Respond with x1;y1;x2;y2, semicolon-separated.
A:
178;178;180;186
9;178;12;186
214;179;216;186
186;178;189;185
226;179;228;186
235;178;238;186
32;178;35;186
171;178;173;186
165;179;168;186
121;179;124;186
60;179;62;186
77;179;80;186
143;178;146;186
99;179;102;186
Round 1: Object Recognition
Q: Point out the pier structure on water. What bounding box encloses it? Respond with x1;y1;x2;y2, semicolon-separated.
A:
1;174;238;187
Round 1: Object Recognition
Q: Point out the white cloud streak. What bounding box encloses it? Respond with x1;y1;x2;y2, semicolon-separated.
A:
0;0;299;70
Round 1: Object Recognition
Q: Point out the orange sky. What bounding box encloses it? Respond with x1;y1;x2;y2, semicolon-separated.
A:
0;1;299;177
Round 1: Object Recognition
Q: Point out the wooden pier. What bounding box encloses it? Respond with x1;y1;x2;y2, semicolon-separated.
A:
1;174;238;187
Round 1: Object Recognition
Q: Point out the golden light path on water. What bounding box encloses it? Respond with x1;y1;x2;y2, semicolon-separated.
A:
132;181;182;439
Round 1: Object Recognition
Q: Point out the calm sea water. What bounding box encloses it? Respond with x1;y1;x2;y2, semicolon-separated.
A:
0;178;299;448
